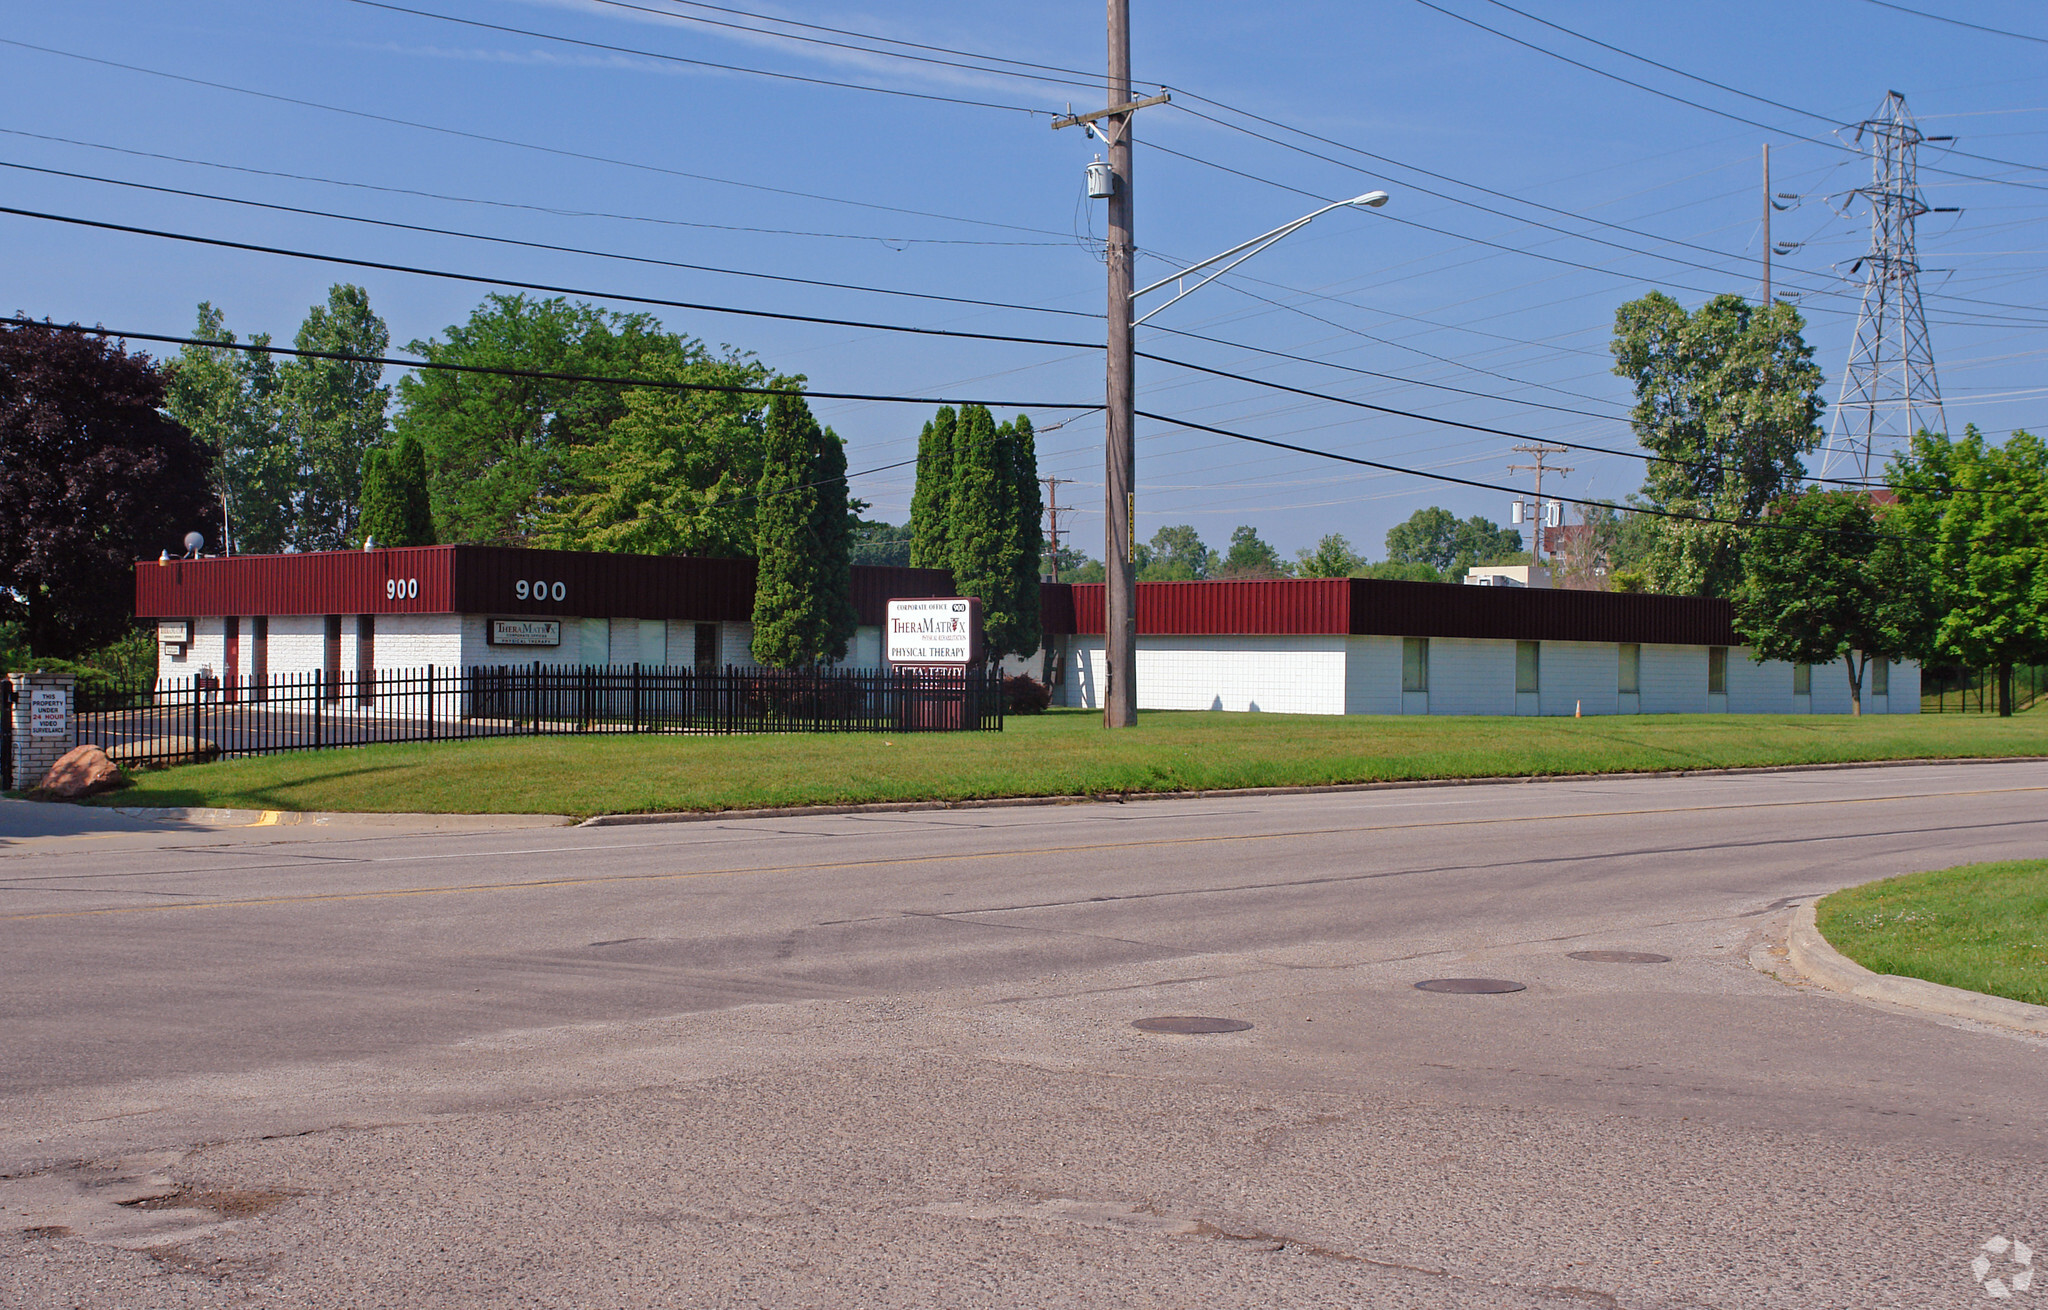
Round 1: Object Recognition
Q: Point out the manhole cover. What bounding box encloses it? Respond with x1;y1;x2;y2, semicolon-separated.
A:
1413;978;1527;994
1131;1016;1253;1034
1567;950;1672;964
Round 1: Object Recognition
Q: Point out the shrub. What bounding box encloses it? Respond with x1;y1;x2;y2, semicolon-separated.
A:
1004;674;1052;714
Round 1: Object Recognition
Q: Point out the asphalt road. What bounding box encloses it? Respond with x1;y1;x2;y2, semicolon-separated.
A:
0;762;2044;1309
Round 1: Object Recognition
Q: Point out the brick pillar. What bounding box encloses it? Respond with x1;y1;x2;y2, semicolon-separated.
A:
10;672;76;791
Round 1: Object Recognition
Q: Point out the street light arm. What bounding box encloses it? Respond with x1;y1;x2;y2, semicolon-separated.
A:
1127;191;1387;328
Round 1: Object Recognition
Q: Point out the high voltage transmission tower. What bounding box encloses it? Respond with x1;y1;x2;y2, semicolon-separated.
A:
1821;90;1957;483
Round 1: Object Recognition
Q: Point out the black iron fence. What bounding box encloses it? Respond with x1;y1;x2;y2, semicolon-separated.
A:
1920;664;2047;714
74;663;1002;767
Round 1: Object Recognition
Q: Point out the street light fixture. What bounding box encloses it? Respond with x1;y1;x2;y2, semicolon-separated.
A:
1132;192;1389;326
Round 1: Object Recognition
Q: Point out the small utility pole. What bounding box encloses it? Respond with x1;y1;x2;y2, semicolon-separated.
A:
1507;443;1572;563
1042;475;1074;581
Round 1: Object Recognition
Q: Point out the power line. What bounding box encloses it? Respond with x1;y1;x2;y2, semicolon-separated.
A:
1859;0;2048;47
1136;348;1916;490
0;38;1072;239
1409;0;2048;189
341;0;1052;115
0;158;1098;321
581;0;1109;91
8;317;1102;410
0;205;1104;351
0;127;1066;247
1134;408;1937;547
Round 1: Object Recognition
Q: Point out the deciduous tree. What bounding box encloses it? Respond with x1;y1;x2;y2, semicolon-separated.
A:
279;284;390;551
1612;292;1823;597
1732;490;1933;714
1215;525;1292;578
1888;426;2048;714
1295;533;1365;578
394;294;686;544
0;322;216;657
164;303;293;555
1138;524;1211;581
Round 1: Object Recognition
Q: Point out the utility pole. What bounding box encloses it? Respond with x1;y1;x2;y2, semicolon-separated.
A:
1761;143;1771;306
1506;443;1572;563
1051;1;1167;728
1041;475;1074;581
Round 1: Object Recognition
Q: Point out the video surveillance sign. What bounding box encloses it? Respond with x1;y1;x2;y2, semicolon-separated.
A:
885;598;983;668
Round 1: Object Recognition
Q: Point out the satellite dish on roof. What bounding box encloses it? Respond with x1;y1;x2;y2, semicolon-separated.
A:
183;532;205;557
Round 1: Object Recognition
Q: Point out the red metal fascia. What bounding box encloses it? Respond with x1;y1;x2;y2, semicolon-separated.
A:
134;547;458;618
136;547;965;627
1065;578;1353;636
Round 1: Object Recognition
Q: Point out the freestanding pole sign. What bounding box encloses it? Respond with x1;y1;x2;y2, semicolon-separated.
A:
885;598;984;730
884;598;983;672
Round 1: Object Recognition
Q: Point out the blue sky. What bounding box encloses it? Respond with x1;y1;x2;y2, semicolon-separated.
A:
3;0;2043;562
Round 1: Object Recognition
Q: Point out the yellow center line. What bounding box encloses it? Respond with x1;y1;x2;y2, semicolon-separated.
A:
4;784;2042;924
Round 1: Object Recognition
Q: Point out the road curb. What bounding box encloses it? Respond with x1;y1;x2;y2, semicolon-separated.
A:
576;754;2048;827
1786;901;2048;1036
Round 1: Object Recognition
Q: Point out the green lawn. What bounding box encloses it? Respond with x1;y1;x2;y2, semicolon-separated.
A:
1817;860;2048;1007
75;707;2048;818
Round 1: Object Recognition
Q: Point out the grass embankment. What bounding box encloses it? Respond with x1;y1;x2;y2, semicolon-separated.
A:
1818;860;2048;1007
87;707;2048;818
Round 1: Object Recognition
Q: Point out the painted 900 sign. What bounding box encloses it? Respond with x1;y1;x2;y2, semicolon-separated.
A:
515;580;567;602
385;578;418;600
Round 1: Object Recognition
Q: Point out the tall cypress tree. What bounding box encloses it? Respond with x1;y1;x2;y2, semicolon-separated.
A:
908;405;956;572
357;436;437;547
390;433;437;545
356;447;396;547
1004;413;1044;658
750;389;855;667
947;405;1004;645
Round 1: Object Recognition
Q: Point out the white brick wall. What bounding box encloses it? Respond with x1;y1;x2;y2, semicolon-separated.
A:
1058;636;1348;714
369;614;462;671
1639;644;1708;714
1536;640;1619;716
1889;658;1920;713
267;615;327;683
1425;638;1517;716
1344;636;1403;716
1727;650;1795;715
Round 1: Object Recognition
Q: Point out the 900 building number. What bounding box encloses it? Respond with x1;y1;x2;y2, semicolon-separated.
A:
385;578;418;600
515;580;567;602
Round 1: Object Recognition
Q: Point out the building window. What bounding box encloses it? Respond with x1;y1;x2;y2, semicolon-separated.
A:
1871;657;1890;697
694;622;718;673
1516;640;1540;694
1792;662;1811;695
1618;643;1640;695
1708;646;1728;696
1402;637;1429;693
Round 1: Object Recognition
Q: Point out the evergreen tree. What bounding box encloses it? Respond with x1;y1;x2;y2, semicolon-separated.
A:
947;405;1042;662
358;435;437;547
357;446;395;547
908;406;957;571
749;389;855;667
1003;414;1044;655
